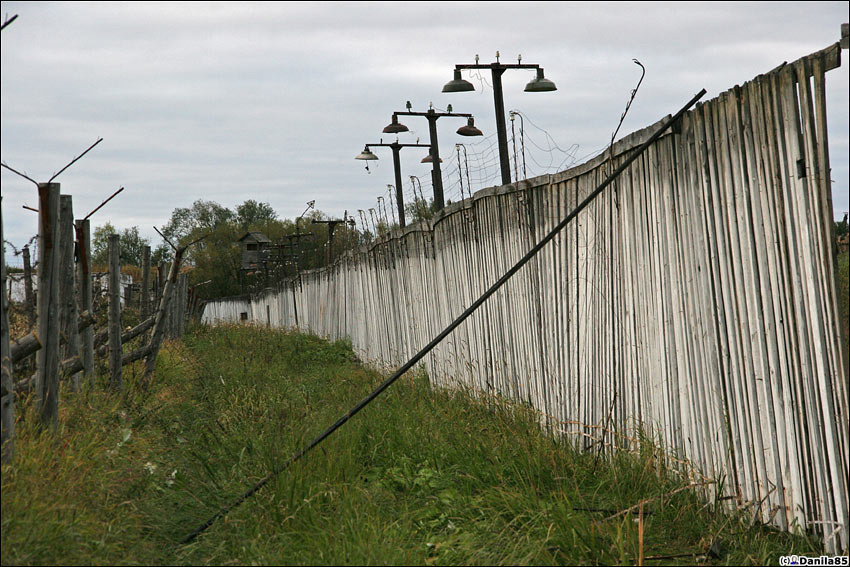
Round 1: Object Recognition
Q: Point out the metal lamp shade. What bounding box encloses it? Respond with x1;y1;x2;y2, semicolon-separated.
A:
355;146;379;160
456;117;483;136
382;115;409;134
421;153;443;163
442;69;475;93
524;68;557;92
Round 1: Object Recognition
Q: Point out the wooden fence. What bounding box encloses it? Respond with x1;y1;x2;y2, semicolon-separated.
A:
1;190;197;464
203;44;848;551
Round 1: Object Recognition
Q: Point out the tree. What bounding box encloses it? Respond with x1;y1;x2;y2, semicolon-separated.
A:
236;200;277;229
160;200;235;246
835;213;849;237
404;197;436;223
91;223;152;267
151;243;172;266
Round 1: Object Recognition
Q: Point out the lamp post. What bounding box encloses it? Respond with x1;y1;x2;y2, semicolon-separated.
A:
386;108;483;212
355;142;431;228
443;52;556;186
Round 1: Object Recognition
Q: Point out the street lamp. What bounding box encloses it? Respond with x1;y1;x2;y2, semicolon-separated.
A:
443;52;557;186
355;141;431;228
385;107;483;212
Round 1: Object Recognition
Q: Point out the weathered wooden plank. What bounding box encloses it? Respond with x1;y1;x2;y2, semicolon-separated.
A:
35;183;61;428
144;247;185;384
58;195;82;390
107;234;122;390
11;311;94;364
75;219;94;384
141;245;151;319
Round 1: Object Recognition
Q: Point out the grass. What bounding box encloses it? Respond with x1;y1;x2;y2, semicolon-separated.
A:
2;325;826;565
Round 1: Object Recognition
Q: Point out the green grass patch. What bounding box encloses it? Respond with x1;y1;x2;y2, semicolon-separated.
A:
2;325;825;565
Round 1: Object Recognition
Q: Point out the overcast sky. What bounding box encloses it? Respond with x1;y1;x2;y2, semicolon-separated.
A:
2;1;848;258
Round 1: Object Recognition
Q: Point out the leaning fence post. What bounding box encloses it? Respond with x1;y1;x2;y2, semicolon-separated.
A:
141;245;151;318
35;183;61;428
1;197;16;463
58;195;82;390
177;272;187;336
144;247;185;384
157;261;166;306
108;234;122;391
75;219;95;384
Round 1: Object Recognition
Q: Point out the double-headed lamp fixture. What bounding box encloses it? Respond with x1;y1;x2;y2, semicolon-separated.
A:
442;67;557;93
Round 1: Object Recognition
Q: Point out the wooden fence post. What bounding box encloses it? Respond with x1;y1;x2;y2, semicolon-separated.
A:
58;195;81;390
22;244;34;328
75;219;95;383
141;245;151;318
108;234;122;391
1;197;16;463
35;183;61;428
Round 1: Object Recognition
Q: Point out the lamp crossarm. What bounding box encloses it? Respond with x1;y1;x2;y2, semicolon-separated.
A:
366;142;432;149
393;111;473;119
454;63;541;71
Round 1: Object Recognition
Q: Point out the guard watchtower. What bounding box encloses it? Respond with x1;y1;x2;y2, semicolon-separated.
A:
238;231;271;270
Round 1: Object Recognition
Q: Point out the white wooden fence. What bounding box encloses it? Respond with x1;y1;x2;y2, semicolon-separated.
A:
203;44;848;552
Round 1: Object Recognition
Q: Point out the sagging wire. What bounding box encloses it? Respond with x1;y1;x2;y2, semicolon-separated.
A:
604;59;646;212
509;109;580;173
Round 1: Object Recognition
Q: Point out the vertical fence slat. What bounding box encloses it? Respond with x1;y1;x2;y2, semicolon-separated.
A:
35;183;61;428
107;234;122;390
75;219;95;383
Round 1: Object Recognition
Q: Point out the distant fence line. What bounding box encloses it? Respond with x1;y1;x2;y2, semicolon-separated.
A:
203;44;848;552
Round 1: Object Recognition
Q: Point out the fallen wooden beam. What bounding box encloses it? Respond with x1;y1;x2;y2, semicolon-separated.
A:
10;310;95;364
15;342;154;394
93;315;155;350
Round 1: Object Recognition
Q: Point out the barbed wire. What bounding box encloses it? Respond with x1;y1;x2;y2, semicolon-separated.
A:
364;107;588;217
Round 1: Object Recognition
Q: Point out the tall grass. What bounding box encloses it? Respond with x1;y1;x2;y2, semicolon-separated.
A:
2;325;824;565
